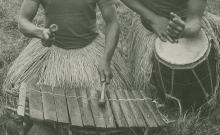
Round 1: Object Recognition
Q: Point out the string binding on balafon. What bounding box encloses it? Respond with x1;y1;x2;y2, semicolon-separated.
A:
20;88;154;102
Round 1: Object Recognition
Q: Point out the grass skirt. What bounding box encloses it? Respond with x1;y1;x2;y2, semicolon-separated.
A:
125;12;220;106
4;33;130;92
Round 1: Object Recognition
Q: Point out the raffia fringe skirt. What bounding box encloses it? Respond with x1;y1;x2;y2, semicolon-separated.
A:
125;12;220;105
4;33;130;92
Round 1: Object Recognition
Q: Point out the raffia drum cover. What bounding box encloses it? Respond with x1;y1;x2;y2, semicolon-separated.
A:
153;29;216;110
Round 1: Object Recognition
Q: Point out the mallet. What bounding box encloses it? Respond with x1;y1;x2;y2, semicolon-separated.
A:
41;24;58;47
49;24;58;33
99;82;106;107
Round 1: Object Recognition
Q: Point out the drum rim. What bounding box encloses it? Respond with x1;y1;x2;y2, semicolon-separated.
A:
153;36;212;70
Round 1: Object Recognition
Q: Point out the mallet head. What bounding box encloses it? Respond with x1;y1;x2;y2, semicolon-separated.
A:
49;24;58;32
99;99;106;107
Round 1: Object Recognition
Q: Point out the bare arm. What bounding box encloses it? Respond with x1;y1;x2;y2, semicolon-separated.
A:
186;0;207;25
183;0;207;38
120;0;174;42
18;0;50;39
120;0;158;26
98;4;119;84
100;5;119;62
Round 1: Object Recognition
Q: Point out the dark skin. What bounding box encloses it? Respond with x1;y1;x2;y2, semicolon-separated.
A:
98;4;119;85
18;0;119;85
120;0;207;42
121;0;220;124
182;0;207;38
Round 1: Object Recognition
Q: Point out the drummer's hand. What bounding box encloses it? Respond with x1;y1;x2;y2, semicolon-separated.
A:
98;60;113;85
149;15;174;43
182;19;201;38
168;12;201;39
166;12;185;41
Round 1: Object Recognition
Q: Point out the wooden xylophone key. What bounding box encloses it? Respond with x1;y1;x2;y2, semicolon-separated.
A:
17;83;27;117
53;87;69;124
28;81;43;121
115;90;138;128
41;85;57;122
76;87;95;128
99;90;116;129
86;88;106;129
132;90;158;128
65;88;83;128
107;89;128;128
140;90;166;127
124;90;147;128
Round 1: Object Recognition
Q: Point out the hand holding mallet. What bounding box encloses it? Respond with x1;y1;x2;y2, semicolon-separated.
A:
99;82;106;107
41;24;58;47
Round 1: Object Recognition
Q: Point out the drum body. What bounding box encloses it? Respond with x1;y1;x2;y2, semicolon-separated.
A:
153;30;216;110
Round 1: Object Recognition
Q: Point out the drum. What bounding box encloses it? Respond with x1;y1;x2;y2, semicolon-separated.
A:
153;29;217;110
5;79;167;135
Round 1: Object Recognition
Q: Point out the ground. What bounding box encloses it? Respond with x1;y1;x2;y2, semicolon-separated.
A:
0;0;220;135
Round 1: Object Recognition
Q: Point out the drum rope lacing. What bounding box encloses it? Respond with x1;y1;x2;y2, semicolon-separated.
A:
165;94;183;117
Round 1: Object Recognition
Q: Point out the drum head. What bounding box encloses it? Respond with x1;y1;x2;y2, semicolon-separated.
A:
155;30;209;65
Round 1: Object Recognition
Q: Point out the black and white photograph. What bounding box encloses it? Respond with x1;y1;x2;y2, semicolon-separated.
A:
0;0;220;134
